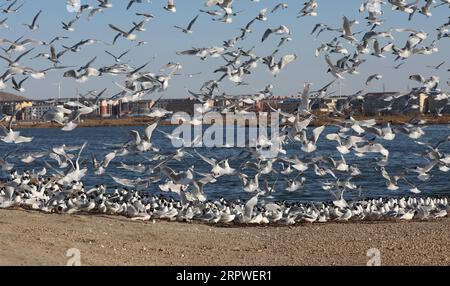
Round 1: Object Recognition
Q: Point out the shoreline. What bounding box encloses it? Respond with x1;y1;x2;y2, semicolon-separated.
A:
7;114;450;130
1;208;450;265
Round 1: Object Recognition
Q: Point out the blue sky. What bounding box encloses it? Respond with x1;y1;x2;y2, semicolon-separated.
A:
0;0;449;100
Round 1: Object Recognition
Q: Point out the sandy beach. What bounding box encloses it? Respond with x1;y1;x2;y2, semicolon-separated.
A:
1;209;449;266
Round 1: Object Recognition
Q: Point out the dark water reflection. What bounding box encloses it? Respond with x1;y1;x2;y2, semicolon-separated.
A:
1;124;449;203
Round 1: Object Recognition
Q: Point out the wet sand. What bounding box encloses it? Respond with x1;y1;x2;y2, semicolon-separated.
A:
1;209;449;266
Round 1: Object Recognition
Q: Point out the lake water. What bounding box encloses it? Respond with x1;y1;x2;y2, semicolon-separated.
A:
1;124;449;203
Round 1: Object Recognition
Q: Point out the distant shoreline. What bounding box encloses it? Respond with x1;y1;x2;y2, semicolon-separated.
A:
5;114;450;130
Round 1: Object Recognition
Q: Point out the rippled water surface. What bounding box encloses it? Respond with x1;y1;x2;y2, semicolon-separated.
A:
1;124;449;202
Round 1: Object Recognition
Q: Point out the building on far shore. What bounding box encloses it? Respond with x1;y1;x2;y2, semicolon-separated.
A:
0;92;33;120
355;92;429;116
98;98;197;118
1;90;449;123
426;90;450;115
258;91;440;116
23;102;55;121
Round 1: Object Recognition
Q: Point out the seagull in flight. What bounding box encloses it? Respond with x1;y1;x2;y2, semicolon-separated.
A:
11;77;29;92
128;123;159;152
62;18;78;32
341;16;358;42
174;14;199;34
108;24;137;44
98;0;113;8
426;61;446;70
104;49;131;62
23;9;42;31
0;110;33;144
0;48;34;67
164;0;176;13
127;0;145;10
365;74;383;85
392;63;405;69
271;3;288;13
261;25;290;42
2;0;24;14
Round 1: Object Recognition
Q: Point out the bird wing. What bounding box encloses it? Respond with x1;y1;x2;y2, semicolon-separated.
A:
92;156;99;169
342;16;352;36
31;9;42;26
118;49;131;58
108;24;126;34
380;167;391;181
103;151;116;167
144;122;157;141
15;48;34;63
11;77;19;88
436;61;445;69
68;18;78;26
324;54;336;69
93;88;107;105
381;43;394;53
19;76;29;86
409;74;425;83
193;149;217;166
129;130;141;144
0;54;13;65
6;109;21;131
7;0;18;10
244;18;255;30
83;56;97;69
50;45;57;59
187;14;199;30
316;79;336;94
279;54;296;69
74;142;87;170
325;133;342;144
301;82;311;109
365;74;375;85
104;50;117;60
56;47;69;59
373;39;381;54
312;125;326;144
244;193;259;220
261;28;273;42
271;3;281;13
112;33;121;45
126;0;135;10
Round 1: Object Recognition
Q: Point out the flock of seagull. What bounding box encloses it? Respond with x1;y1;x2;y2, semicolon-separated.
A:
1;169;449;223
0;0;449;225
